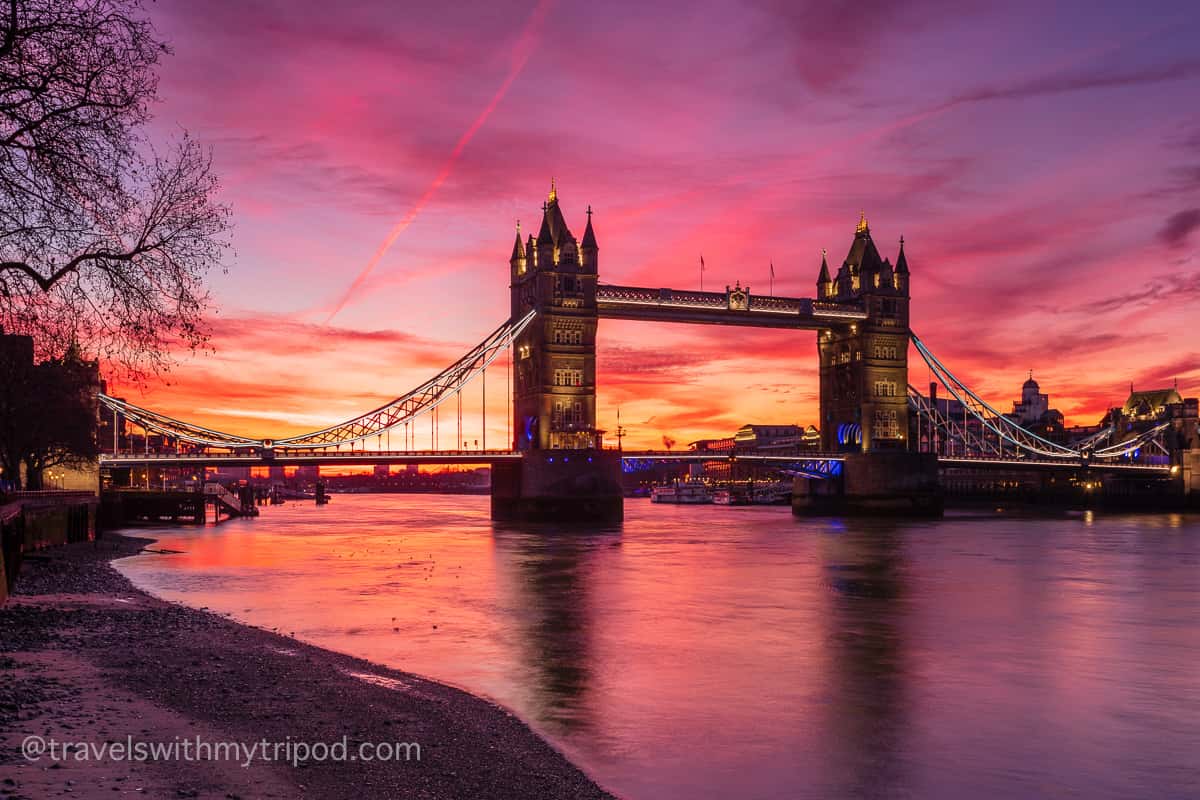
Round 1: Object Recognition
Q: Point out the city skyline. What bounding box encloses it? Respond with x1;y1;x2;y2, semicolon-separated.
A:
109;0;1200;449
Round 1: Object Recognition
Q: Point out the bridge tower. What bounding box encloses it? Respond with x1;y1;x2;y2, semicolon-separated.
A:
817;214;911;453
509;181;600;451
494;183;622;522
798;215;941;515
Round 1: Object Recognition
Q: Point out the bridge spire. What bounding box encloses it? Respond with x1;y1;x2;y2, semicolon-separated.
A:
548;177;557;204
581;205;598;251
510;220;525;263
895;235;909;275
856;210;869;235
816;248;832;298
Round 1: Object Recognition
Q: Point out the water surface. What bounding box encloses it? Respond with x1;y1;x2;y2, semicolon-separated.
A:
116;495;1200;799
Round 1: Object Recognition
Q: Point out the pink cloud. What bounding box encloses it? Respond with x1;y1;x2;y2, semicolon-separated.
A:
105;0;1200;448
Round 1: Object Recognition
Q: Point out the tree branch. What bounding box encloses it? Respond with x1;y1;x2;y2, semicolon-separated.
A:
0;241;154;290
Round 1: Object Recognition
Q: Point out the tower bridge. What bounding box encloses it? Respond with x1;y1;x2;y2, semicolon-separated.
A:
97;184;1195;520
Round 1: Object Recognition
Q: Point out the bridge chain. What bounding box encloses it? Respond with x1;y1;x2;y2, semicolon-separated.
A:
99;311;536;452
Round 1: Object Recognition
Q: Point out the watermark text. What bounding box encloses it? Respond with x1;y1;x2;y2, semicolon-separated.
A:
21;734;420;768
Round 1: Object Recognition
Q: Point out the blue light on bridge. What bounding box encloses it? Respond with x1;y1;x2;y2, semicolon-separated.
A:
836;423;862;447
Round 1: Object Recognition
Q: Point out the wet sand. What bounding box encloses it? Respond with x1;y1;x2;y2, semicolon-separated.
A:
0;534;613;799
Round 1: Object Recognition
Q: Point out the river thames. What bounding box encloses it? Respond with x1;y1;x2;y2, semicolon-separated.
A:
115;495;1200;799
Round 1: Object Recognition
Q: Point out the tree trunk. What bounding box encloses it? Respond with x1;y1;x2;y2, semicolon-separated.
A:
22;458;41;490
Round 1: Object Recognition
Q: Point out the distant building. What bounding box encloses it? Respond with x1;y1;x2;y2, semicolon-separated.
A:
1005;374;1065;441
913;387;985;456
1122;388;1183;422
682;422;820;481
733;424;803;450
1097;387;1200;461
689;436;734;453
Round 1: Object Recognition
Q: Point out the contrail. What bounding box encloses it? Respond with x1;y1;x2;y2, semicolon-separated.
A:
325;0;555;324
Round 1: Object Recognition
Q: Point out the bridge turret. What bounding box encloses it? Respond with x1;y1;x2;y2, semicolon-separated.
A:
894;235;909;294
536;207;555;268
509;222;527;280
580;205;598;273
816;249;832;299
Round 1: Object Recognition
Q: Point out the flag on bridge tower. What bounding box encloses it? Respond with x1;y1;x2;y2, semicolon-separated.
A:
700;254;706;291
769;260;775;296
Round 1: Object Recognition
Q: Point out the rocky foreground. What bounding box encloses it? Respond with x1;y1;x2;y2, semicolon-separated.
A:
0;535;613;799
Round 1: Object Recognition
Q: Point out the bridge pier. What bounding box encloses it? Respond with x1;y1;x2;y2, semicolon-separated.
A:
792;451;942;516
491;451;623;523
1183;451;1200;501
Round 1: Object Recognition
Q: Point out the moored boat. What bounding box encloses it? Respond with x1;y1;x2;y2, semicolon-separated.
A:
651;481;712;504
713;488;750;505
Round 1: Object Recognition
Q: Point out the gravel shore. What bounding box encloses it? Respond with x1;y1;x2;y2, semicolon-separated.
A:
0;534;614;799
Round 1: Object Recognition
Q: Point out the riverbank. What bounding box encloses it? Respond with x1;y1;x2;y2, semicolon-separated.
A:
0;534;613;799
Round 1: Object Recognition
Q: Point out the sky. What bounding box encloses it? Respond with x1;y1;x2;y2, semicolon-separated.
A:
118;0;1200;450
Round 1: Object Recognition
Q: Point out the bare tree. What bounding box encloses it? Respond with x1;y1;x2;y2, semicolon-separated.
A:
0;0;229;376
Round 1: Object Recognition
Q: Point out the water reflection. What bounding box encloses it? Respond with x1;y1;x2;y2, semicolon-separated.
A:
819;522;910;797
113;498;1200;800
490;524;620;735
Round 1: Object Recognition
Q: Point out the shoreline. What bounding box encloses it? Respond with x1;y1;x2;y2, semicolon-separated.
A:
0;533;613;799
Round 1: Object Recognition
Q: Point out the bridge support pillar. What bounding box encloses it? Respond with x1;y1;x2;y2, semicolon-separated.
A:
1183;451;1200;506
792;452;942;517
491;451;623;523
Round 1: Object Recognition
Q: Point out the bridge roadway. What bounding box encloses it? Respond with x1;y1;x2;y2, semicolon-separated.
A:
100;449;524;468
97;450;1172;476
937;456;1172;475
97;449;848;469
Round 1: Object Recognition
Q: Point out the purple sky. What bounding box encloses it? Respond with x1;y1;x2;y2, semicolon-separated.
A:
123;0;1200;447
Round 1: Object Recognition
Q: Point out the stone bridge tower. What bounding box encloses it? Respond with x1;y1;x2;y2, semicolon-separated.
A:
509;181;600;451
495;183;621;522
816;214;911;452
797;214;938;515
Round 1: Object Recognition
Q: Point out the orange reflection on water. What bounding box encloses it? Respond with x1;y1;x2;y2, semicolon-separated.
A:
116;498;1200;800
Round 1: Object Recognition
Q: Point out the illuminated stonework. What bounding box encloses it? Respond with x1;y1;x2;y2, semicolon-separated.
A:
509;183;600;450
817;217;912;452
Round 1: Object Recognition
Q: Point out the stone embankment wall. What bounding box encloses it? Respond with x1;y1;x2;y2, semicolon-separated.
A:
0;491;97;606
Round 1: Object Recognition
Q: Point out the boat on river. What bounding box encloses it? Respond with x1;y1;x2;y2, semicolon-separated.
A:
651;481;712;504
713;488;750;505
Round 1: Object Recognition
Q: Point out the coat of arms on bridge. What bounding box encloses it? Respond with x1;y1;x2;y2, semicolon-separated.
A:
726;282;750;311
